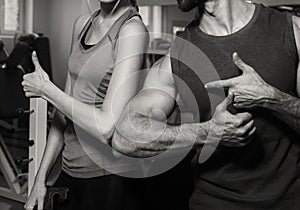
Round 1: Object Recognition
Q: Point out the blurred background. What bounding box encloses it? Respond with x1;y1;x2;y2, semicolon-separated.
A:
0;0;299;209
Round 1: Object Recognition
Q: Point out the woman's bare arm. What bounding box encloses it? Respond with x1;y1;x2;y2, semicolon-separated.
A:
23;19;149;143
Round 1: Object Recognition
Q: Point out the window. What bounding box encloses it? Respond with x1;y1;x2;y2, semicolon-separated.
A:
0;0;24;34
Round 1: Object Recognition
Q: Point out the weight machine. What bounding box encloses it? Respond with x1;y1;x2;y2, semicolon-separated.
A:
0;35;51;203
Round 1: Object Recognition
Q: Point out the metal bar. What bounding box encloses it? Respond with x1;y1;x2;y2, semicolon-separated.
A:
28;98;47;195
0;135;20;175
0;136;21;194
0;186;26;203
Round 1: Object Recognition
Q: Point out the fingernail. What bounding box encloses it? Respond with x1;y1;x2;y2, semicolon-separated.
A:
204;85;208;89
33;51;36;56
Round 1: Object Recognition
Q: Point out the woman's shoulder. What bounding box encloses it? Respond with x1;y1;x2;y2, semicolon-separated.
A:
72;13;92;36
119;15;149;37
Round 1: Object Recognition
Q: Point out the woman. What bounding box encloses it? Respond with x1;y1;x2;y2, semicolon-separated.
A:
23;0;148;209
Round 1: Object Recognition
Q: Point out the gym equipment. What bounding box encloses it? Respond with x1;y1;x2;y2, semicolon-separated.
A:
0;40;8;65
0;133;28;202
4;34;52;78
0;35;51;202
28;98;48;197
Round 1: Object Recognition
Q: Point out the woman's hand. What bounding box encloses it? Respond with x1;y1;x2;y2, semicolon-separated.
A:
24;180;47;210
22;51;51;98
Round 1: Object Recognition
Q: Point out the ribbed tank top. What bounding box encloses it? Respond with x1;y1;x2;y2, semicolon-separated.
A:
63;8;140;178
171;4;300;209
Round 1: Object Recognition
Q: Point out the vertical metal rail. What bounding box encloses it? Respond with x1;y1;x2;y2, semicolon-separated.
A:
28;98;47;195
25;0;48;196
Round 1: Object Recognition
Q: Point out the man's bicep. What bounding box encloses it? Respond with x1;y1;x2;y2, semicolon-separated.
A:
143;54;175;96
138;54;176;118
130;88;175;122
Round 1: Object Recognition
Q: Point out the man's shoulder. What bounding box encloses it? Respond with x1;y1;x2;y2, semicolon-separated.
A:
257;4;289;25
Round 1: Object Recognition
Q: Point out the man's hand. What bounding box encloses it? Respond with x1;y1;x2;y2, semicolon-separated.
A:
22;51;51;98
208;93;256;147
205;52;275;109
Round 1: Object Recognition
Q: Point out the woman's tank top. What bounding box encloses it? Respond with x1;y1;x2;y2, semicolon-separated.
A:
63;8;140;178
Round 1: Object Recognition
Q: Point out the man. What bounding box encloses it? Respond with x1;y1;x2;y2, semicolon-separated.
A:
113;0;300;209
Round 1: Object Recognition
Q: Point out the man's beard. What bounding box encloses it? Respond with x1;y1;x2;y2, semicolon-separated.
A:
177;0;200;12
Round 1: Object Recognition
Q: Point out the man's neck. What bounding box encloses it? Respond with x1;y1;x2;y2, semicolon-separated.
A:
198;0;255;36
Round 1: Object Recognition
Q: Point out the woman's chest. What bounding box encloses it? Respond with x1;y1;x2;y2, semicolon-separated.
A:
68;41;115;84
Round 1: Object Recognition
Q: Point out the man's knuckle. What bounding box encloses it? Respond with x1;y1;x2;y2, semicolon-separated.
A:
237;137;246;143
245;113;252;118
239;143;246;147
241;127;248;134
235;119;242;127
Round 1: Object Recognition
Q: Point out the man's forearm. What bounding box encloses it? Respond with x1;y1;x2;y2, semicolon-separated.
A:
263;87;300;134
113;112;210;158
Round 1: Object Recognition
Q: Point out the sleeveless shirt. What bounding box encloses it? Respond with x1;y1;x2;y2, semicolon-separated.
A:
171;4;300;209
63;8;141;178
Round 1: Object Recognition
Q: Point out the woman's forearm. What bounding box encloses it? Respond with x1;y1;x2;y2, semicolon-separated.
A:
43;82;113;143
35;112;65;183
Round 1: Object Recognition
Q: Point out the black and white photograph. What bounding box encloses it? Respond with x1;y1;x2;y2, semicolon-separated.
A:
0;0;300;209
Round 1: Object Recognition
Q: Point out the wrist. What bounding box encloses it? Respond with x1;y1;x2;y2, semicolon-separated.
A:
260;85;282;108
194;121;211;146
43;81;57;102
205;119;217;143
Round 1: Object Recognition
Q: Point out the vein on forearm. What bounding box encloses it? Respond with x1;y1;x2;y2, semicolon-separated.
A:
114;111;210;158
265;88;300;134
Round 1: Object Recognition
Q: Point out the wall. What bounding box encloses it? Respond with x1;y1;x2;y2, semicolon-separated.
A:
33;0;47;34
162;5;196;35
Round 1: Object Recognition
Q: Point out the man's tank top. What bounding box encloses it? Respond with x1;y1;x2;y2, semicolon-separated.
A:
63;8;141;178
171;4;300;209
